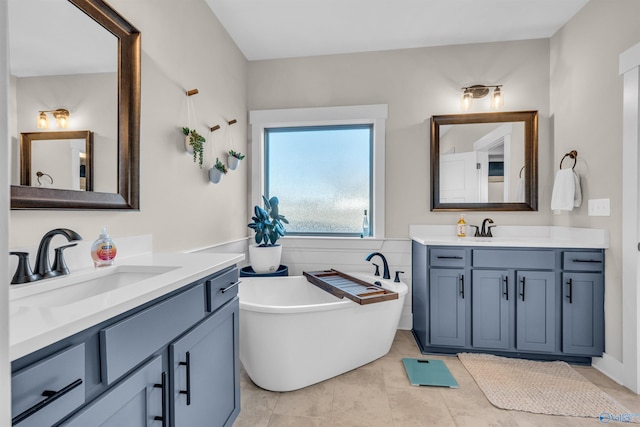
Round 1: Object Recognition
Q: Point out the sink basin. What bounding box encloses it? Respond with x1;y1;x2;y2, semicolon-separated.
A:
11;265;179;308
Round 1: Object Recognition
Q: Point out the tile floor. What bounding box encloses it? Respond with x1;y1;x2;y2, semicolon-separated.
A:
233;330;640;427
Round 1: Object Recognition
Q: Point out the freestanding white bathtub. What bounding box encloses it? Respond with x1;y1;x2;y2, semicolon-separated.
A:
238;272;408;392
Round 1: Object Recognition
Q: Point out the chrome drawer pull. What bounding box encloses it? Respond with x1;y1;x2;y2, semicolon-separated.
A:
220;280;241;293
12;378;83;425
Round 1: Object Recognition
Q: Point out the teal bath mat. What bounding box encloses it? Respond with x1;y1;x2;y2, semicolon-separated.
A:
402;358;459;388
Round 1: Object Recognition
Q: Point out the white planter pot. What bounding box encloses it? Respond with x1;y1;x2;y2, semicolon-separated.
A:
209;167;224;184
228;156;241;170
184;135;193;155
249;244;282;274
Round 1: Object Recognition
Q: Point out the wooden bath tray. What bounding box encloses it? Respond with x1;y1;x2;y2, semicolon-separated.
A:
303;269;398;305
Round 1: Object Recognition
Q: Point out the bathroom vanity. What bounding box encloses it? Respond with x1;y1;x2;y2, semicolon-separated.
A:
9;252;243;427
410;225;608;364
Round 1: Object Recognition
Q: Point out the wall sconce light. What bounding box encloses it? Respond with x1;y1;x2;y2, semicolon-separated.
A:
37;109;70;129
460;85;504;111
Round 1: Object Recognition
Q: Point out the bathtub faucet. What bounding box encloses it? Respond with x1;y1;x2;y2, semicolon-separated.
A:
365;252;390;280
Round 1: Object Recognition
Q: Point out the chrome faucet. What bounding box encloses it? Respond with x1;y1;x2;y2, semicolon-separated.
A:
34;228;82;279
366;252;390;280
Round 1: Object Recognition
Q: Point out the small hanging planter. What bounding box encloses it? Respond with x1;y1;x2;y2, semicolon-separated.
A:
182;127;206;168
227;150;245;170
209;157;228;184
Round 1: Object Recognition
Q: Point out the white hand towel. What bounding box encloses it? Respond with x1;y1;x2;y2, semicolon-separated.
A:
551;168;580;211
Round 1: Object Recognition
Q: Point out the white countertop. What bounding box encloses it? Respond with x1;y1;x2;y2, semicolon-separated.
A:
9;252;244;361
410;225;609;249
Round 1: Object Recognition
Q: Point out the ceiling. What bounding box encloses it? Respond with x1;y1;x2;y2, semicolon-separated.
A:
205;0;590;61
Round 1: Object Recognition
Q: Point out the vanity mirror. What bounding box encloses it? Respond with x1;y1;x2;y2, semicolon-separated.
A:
20;130;93;192
9;0;140;209
430;111;538;211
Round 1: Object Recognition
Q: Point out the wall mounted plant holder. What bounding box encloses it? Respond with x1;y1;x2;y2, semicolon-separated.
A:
209;157;228;184
227;150;245;170
182;127;206;168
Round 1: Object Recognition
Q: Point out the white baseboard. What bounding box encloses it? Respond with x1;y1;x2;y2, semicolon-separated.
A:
592;353;629;389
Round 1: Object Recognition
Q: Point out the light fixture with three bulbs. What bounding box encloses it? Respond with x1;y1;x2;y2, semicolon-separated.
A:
460;85;504;111
37;109;70;129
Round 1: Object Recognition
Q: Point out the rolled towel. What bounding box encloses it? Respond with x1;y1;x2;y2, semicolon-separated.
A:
551;168;580;211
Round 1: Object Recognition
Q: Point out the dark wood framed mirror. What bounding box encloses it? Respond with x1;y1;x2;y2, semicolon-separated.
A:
10;0;140;210
20;130;93;191
431;110;538;211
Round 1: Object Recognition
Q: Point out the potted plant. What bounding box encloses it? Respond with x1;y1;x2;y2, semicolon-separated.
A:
227;149;245;170
209;157;228;184
182;127;206;168
247;195;289;274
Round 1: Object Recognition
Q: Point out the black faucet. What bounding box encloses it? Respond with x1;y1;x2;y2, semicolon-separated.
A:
480;218;495;237
34;228;82;279
365;252;390;280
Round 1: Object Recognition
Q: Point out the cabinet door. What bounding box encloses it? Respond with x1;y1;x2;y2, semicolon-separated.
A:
472;270;511;350
61;356;164;427
170;298;240;427
411;242;428;349
516;271;556;353
429;269;466;347
562;272;604;355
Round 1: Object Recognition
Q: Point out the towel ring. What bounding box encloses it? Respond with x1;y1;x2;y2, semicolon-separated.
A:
519;166;525;178
559;150;578;170
36;171;53;186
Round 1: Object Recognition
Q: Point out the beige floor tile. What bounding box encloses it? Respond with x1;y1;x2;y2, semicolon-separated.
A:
272;379;335;418
234;330;640;427
267;414;331;427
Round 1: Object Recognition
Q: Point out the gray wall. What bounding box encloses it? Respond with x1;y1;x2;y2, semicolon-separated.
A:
550;0;640;363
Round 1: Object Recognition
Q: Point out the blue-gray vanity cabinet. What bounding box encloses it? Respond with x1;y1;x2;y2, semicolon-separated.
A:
60;355;164;427
412;243;604;363
562;272;604;355
171;297;239;427
12;344;85;427
514;270;556;353
471;269;511;350
11;265;240;427
429;268;467;347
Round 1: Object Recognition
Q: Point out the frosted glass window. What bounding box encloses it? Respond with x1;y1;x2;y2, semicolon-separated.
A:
265;125;372;236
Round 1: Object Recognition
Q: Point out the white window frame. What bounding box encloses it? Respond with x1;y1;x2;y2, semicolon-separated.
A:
249;104;387;238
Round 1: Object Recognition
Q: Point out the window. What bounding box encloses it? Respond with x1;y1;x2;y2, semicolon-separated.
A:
250;105;387;237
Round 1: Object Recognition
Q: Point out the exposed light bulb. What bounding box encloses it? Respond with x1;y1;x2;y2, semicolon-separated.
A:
37;112;49;129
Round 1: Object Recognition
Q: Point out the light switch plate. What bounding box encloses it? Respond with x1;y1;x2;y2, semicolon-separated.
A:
588;199;610;216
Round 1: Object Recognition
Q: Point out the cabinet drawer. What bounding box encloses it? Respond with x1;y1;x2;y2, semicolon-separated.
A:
12;344;85;427
207;267;240;313
472;249;554;269
100;284;205;385
563;252;604;271
430;248;466;267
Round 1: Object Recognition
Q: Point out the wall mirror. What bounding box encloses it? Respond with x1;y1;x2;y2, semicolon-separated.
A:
20;131;93;192
9;0;140;209
431;111;538;211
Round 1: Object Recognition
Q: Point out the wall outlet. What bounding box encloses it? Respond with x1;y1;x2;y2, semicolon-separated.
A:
588;199;610;216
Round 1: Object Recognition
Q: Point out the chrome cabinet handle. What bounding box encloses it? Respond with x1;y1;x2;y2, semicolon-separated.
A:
153;371;167;426
12;378;83;425
220;280;241;293
179;352;191;405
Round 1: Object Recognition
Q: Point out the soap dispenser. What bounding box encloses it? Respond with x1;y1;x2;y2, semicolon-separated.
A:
91;227;117;267
457;214;467;238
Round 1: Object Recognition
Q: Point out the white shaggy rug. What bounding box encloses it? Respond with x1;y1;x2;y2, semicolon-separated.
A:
458;352;635;421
